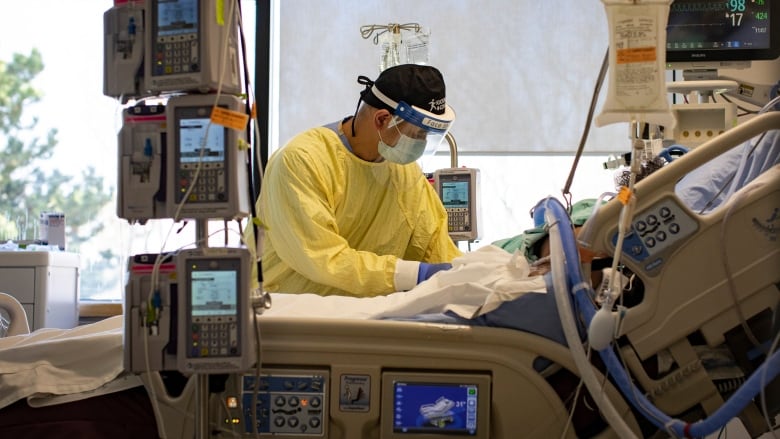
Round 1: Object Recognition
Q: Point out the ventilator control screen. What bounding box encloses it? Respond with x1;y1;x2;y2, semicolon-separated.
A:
391;381;479;435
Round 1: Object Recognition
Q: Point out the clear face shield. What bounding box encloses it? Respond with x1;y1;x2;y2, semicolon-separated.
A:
389;101;455;161
370;85;455;164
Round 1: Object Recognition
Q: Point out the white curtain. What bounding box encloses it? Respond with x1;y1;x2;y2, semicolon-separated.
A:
277;0;630;153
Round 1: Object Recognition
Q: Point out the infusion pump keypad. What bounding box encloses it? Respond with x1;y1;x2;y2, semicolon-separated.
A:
447;208;471;233
154;33;199;76
177;163;226;203
189;316;238;358
241;371;328;436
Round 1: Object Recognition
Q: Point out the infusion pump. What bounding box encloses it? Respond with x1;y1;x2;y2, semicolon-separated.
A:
117;93;250;223
124;247;255;374
104;0;242;101
434;168;481;242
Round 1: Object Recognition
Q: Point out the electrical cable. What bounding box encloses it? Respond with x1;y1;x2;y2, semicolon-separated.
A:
142;322;168;439
560;371;587;439
760;329;780;439
251;308;263;439
561;46;609;205
717;92;761;117
719;186;765;351
760;96;780;114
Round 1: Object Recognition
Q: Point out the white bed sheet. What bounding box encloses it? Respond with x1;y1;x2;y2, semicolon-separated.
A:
0;315;142;409
0;245;546;410
264;245;546;319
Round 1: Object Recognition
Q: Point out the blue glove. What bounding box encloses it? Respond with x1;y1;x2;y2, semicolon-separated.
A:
417;262;452;284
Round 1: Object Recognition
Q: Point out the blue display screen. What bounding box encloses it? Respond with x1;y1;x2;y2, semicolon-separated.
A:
441;180;469;209
156;0;198;37
392;381;479;435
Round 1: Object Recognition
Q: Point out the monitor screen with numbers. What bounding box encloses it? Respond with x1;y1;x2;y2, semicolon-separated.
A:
665;0;779;69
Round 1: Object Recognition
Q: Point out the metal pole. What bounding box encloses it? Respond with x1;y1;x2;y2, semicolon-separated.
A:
195;374;209;439
196;219;209;248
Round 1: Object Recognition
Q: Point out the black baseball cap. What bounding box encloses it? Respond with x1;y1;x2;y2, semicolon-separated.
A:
358;64;453;119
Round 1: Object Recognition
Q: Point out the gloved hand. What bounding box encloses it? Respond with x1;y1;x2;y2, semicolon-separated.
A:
416;262;452;284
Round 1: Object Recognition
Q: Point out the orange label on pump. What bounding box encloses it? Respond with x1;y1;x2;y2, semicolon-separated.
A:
211;107;249;131
616;47;657;64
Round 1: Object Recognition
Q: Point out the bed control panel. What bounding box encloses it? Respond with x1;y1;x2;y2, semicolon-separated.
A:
239;369;329;436
611;197;698;275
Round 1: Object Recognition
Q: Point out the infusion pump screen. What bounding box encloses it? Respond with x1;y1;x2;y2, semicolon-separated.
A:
441;181;470;209
156;0;198;37
190;270;238;317
179;118;225;163
392;382;479;435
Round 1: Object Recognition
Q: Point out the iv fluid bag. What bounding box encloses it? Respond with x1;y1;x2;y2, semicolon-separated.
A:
596;0;676;129
378;30;430;72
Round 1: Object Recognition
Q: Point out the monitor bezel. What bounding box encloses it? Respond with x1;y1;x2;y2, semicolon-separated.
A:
665;0;780;69
380;372;491;439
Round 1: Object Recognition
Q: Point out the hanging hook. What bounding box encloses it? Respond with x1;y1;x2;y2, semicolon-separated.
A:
359;23;422;45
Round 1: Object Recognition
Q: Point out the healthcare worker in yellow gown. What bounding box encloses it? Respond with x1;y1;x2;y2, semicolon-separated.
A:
258;64;461;297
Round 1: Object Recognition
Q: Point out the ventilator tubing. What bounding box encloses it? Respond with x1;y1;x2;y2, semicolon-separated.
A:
544;196;780;438
545;197;639;439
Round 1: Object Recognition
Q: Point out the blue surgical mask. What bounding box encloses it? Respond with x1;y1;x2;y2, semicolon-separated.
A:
377;131;427;164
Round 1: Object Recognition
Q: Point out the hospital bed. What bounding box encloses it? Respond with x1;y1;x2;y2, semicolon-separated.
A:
0;111;778;438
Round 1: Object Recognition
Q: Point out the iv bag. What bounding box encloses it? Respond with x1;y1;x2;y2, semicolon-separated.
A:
596;0;675;129
404;32;430;65
377;28;430;71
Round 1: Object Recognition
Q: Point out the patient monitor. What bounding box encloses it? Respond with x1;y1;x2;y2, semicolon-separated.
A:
664;0;779;146
434;168;481;242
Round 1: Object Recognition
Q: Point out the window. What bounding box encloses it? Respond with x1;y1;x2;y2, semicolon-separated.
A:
0;1;256;303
